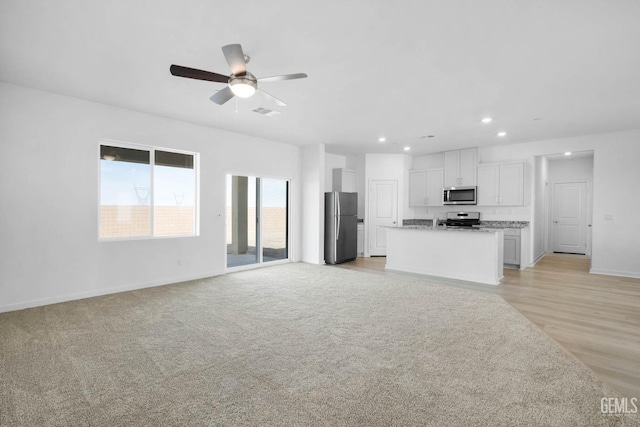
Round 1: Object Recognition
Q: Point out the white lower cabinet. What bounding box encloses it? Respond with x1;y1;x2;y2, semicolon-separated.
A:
357;223;364;256
503;229;521;267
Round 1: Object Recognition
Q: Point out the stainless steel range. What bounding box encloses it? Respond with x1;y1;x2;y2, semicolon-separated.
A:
443;211;480;228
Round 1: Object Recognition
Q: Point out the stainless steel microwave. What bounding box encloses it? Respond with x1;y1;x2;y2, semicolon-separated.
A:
443;186;477;205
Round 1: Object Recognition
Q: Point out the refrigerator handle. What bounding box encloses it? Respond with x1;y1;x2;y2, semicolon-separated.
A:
336;191;341;217
336;215;340;240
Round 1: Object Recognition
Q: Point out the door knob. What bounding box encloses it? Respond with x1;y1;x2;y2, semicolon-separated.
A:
393;221;396;224
554;221;558;223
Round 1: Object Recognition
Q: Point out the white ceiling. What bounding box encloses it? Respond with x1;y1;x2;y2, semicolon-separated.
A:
1;0;639;156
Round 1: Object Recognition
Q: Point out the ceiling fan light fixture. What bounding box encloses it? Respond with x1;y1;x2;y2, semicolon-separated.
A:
229;73;257;98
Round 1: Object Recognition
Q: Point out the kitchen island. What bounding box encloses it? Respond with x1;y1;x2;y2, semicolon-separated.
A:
385;226;505;285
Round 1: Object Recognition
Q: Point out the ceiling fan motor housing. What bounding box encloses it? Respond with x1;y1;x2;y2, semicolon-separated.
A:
229;72;257;98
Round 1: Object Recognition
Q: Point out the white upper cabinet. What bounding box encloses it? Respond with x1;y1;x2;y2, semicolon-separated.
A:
499;162;525;206
332;168;355;192
409;170;427;207
477;162;524;206
425;168;444;206
477;164;500;206
444;148;477;187
409;168;444;207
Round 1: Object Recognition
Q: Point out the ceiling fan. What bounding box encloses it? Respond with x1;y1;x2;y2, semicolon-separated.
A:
170;44;307;107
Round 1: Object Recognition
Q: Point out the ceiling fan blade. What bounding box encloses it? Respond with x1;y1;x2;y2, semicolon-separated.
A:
222;44;247;76
210;86;235;105
258;73;308;83
170;65;228;83
258;89;287;107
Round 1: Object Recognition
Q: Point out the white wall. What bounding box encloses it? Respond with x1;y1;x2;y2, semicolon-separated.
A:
0;82;302;312
589;138;640;278
532;156;548;261
301;144;325;264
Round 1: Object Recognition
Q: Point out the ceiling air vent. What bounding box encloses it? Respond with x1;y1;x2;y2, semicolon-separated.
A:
252;107;281;117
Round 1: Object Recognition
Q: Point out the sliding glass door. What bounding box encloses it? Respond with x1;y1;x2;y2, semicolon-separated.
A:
226;175;289;268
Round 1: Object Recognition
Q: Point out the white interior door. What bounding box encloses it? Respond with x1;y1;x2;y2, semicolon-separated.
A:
553;182;587;254
368;180;398;256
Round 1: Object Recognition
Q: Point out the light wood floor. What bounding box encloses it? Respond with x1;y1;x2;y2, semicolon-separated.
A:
335;254;640;397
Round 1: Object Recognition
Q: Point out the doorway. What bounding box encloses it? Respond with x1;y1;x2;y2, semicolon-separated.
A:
368;179;398;256
226;175;289;269
543;151;594;257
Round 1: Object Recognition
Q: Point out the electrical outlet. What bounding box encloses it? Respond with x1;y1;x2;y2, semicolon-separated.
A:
604;214;614;221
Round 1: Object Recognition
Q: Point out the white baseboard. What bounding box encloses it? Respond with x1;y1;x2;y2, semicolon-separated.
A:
525;253;545;269
589;268;640;280
0;270;224;314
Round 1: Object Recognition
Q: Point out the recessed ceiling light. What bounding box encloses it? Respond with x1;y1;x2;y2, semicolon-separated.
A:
403;146;411;151
378;137;386;142
481;117;493;124
564;152;572;156
497;131;507;137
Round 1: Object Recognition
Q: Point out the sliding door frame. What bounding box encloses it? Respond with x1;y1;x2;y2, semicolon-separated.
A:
225;172;292;272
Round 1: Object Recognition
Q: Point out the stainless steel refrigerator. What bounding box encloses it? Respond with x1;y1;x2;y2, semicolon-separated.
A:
324;191;358;264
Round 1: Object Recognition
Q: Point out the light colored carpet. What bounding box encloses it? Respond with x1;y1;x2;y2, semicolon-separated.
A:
1;263;637;426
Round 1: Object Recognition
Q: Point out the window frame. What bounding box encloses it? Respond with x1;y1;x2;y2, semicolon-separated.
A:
98;139;200;241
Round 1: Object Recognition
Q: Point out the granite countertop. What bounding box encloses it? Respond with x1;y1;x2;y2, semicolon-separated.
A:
402;219;529;229
475;221;529;229
394;225;501;233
